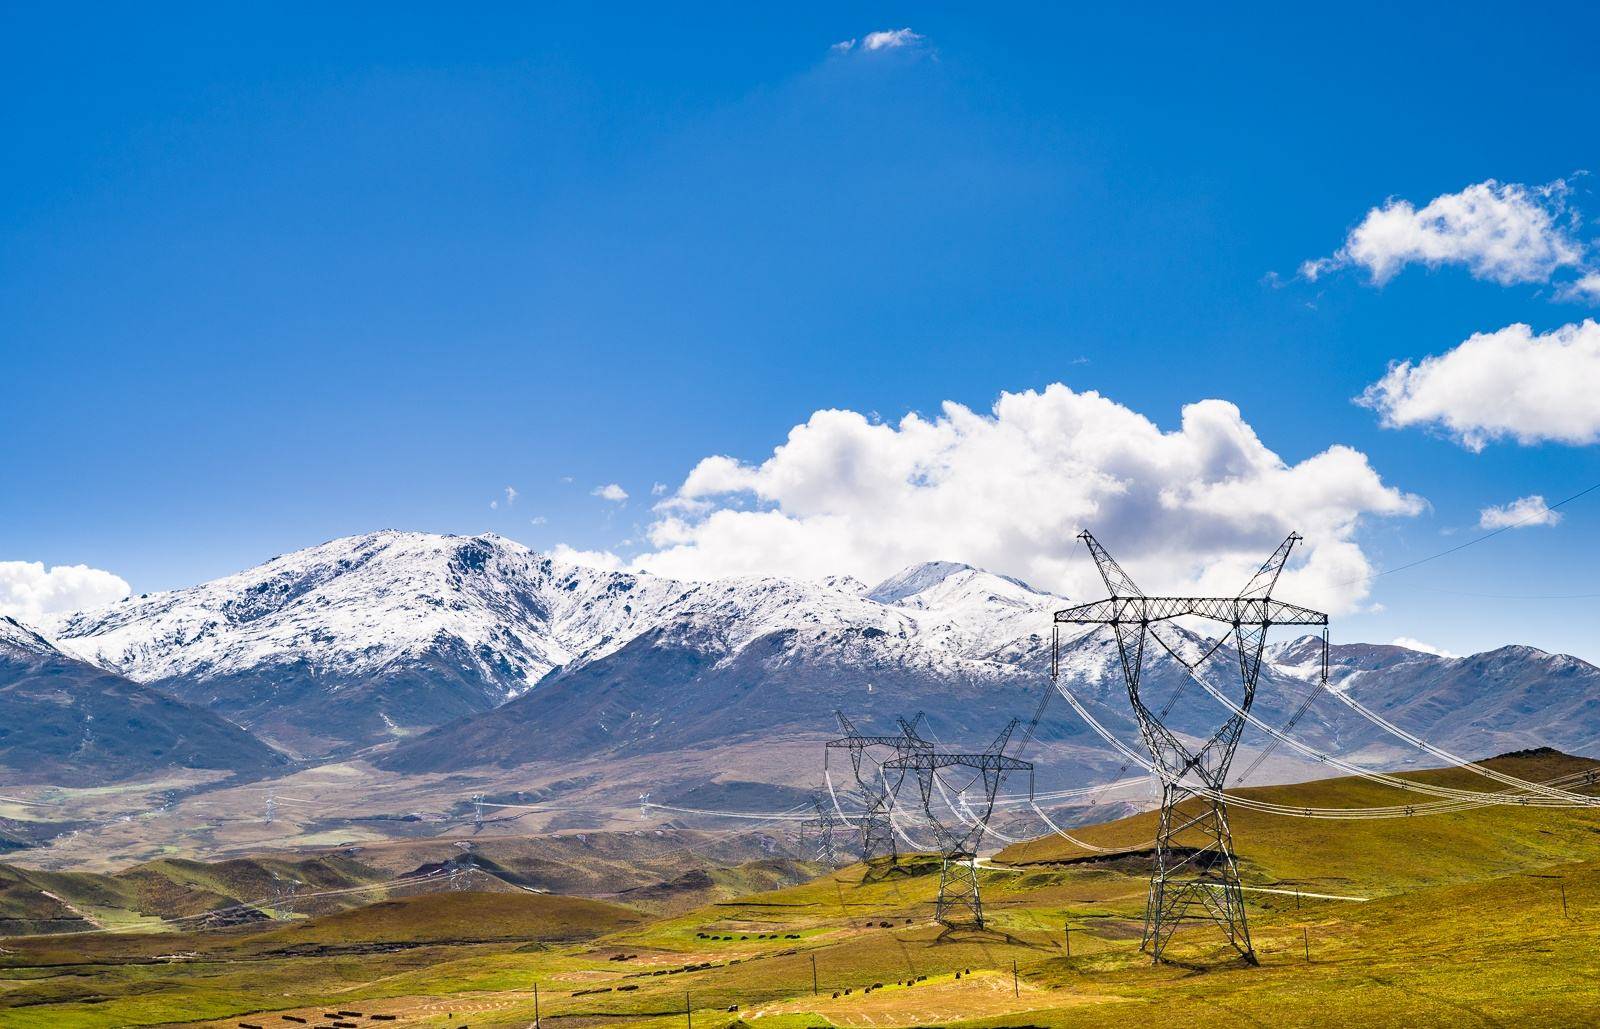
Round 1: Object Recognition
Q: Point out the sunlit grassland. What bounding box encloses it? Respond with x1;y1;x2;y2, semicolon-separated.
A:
5;752;1600;1027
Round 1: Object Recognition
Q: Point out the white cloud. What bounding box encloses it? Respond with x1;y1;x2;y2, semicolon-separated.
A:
1479;494;1562;529
1303;179;1587;289
548;544;623;572
862;27;922;50
592;483;629;503
651;482;668;497
529;515;547;526
833;27;924;53
504;486;518;507
604;384;1421;614
1361;319;1600;450
1557;272;1600;304
0;560;131;623
1391;636;1457;658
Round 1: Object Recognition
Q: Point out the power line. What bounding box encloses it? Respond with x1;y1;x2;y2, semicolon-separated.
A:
1337;478;1600;590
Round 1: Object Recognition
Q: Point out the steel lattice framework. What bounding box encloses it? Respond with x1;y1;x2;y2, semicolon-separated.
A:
884;721;1034;929
826;711;933;866
799;788;846;865
1053;531;1328;965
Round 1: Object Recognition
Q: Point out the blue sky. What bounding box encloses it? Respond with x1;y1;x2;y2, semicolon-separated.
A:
5;3;1600;658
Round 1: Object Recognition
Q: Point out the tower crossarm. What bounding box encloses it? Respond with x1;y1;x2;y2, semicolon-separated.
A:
882;753;1032;774
1054;596;1328;627
827;734;931;750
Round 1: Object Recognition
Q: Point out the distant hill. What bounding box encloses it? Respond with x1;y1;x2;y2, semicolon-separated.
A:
0;616;287;786
0;827;801;937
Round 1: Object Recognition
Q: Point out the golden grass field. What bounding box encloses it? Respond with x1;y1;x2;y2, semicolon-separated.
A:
5;751;1600;1027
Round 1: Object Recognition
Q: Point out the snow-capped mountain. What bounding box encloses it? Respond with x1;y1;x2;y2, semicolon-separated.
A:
1268;636;1600;763
44;531;1066;756
0;615;62;662
0;616;286;785
41;530;1600;782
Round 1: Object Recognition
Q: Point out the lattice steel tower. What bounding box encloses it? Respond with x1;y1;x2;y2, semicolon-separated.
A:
884;721;1033;930
825;711;932;866
1053;531;1328;965
800;788;846;865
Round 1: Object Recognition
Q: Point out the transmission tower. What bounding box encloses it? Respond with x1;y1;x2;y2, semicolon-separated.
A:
799;788;845;865
825;711;932;867
270;878;299;919
1053;531;1328;965
884;720;1032;930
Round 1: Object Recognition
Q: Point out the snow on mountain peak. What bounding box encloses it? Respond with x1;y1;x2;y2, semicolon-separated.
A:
41;532;923;703
0;615;62;662
35;530;1099;760
868;561;1046;607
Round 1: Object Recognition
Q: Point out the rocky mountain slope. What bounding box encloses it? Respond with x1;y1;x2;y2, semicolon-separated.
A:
0;616;287;786
39;531;1600;792
44;532;1069;757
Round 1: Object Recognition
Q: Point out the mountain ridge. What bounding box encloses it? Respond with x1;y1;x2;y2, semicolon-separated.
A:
31;530;1600;787
42;532;1062;757
0;616;288;786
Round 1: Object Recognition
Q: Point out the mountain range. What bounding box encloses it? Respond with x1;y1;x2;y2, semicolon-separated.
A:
0;616;286;786
18;530;1600;796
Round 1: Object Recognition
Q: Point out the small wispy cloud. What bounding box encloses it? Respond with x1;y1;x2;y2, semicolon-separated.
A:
593;483;629;503
1391;636;1458;658
549;544;623;571
529;515;547;526
504;486;518;507
832;27;924;54
1479;494;1562;529
651;482;668;497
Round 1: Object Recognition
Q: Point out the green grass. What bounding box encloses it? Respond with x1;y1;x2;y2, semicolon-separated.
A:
5;752;1600;1027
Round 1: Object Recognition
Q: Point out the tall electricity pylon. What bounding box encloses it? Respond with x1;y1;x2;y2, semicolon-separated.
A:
1053;531;1328;965
885;721;1033;930
825;711;933;866
799;788;845;865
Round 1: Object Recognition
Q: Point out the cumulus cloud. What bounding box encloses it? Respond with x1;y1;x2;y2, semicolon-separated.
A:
1302;179;1588;290
1391;636;1458;658
592;483;629;503
833;27;924;53
1361;320;1600;450
1479;494;1562;529
548;544;624;572
0;560;131;623
504;486;518;507
603;385;1421;614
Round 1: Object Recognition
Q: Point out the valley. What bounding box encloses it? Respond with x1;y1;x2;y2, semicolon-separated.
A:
3;752;1599;1027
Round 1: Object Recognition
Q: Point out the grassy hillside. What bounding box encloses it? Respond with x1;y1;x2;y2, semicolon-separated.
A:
4;752;1600;1027
0;828;818;937
999;748;1600;893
